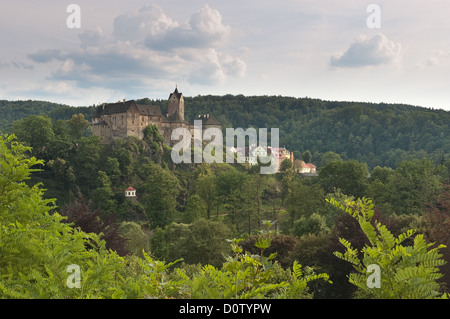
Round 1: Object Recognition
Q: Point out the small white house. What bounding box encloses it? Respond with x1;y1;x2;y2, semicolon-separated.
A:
125;186;136;197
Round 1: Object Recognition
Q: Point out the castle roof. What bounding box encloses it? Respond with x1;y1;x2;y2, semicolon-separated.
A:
169;87;183;100
194;114;221;126
97;100;135;115
136;104;162;117
93;120;108;126
94;100;162;117
163;110;187;123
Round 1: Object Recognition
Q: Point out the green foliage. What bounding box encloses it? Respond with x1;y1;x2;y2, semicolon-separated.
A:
118;222;150;258
187;222;331;299
143;124;163;147
92;170;118;212
318;160;369;198
366;159;443;216
0;100;93;133
292;212;330;238
0;134;193;299
151;219;233;267
283;180;325;232
182;194;207;223
328;197;447;298
302;150;312;163
138;162;181;228
11;115;55;160
67;113;90;139
195;171;217;219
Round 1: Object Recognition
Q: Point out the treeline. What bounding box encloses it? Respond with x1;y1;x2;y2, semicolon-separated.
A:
2;95;449;169
5;112;450;298
0;99;93;132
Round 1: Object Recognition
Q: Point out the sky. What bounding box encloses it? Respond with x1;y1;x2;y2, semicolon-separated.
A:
0;1;449;110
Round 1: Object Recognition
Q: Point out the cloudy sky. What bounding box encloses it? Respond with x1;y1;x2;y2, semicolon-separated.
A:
1;1;449;110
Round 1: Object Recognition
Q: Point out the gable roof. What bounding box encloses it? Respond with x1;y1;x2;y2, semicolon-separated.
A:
163;110;187;123
93;100;135;117
94;100;163;117
136;104;162;117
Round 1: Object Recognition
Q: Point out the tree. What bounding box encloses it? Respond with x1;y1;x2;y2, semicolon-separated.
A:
291;212;330;238
265;177;284;232
328;197;447;299
67;113;90;140
386;159;442;215
182;194;207;223
47;157;76;190
91;170;118;213
139;162;181;228
320;152;343;167
283;180;325;232
238;173;270;235
215;168;246;225
318;160;369;198
150;219;233;267
279;158;293;172
71;136;103;192
369;166;394;184
118;222;150;258
302;150;312;163
61;189;128;256
50;120;74;159
195;172;217;219
12;115;55;159
104;157;121;185
185;219;233;267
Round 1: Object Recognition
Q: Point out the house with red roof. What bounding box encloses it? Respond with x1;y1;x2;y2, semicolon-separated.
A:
125;186;136;198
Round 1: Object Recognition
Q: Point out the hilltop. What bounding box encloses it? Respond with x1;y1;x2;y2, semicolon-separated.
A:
1;95;449;169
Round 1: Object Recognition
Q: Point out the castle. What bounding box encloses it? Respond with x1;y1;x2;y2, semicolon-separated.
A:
92;87;222;146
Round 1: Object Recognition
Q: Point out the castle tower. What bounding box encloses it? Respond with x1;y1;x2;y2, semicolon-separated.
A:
167;86;184;120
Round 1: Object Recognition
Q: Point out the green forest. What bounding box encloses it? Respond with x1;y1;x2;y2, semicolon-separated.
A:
0;96;450;299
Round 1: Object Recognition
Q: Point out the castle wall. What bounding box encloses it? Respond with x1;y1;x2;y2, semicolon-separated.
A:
92;88;220;146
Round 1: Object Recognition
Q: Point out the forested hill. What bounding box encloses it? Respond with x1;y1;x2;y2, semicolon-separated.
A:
1;95;449;169
182;95;450;169
0;100;93;132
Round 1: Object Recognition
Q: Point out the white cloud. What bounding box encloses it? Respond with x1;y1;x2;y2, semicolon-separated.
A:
113;5;179;43
222;55;246;78
187;49;246;85
79;27;106;49
330;33;403;68
26;4;245;93
144;5;231;50
28;49;63;63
